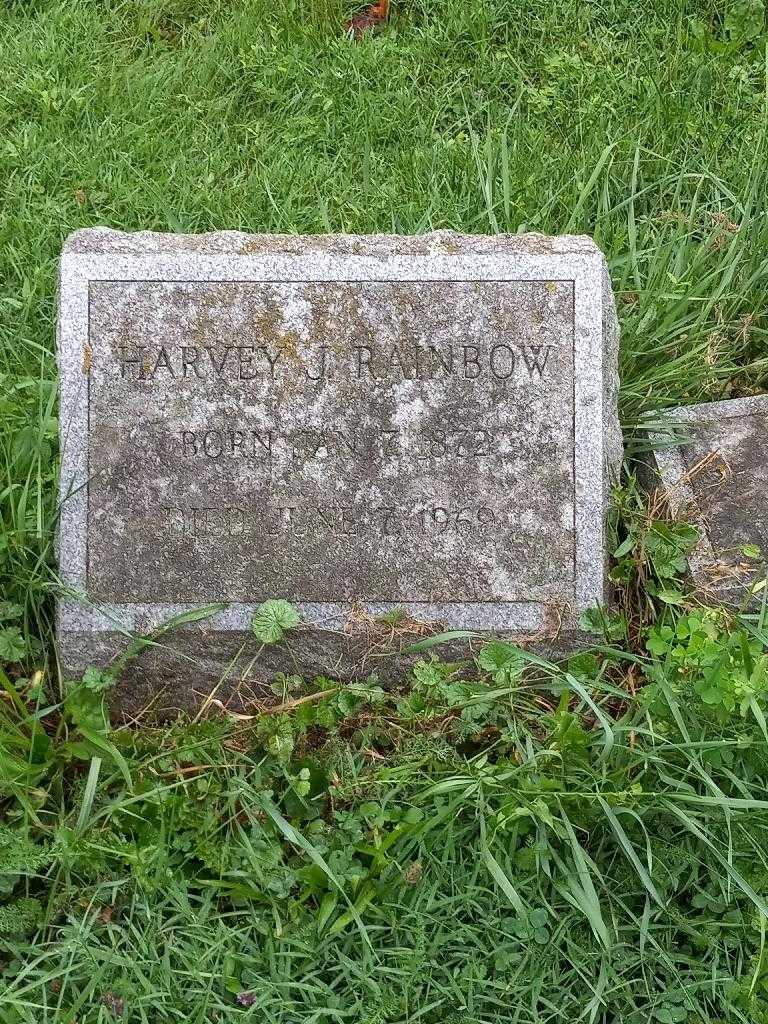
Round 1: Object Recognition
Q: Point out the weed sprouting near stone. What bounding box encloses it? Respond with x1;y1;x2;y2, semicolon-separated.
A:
2;0;768;1019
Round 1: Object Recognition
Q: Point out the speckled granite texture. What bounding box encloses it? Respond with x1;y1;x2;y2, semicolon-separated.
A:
650;395;768;608
57;229;621;717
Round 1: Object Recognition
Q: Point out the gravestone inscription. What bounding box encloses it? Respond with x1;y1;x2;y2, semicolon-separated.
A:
57;229;621;712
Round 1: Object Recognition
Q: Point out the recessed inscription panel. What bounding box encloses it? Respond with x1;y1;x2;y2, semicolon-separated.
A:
86;279;576;603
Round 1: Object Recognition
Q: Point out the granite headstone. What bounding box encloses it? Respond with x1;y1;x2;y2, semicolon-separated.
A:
57;229;621;713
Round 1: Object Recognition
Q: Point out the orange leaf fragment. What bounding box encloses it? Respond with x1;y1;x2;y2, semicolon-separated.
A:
345;0;390;39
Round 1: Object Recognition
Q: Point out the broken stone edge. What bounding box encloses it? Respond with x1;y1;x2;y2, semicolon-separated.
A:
648;393;768;606
57;229;622;711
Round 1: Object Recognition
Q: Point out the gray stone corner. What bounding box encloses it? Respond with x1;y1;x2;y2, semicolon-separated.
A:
648;394;768;608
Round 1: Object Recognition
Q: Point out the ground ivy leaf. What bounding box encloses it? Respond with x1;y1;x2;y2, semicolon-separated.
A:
252;600;301;645
0;626;27;663
701;687;723;705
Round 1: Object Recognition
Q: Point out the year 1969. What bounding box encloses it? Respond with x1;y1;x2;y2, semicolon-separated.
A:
411;505;497;535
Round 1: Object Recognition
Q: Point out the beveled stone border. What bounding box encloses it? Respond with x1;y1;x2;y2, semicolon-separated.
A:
58;244;611;637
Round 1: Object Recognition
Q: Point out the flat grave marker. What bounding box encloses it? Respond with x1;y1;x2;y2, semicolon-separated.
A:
651;395;768;606
57;229;621;711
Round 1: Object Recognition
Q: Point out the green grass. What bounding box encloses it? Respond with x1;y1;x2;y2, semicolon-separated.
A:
1;0;768;634
4;614;768;1022
2;0;768;1020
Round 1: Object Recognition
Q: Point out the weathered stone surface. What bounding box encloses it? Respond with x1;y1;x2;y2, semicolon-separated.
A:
650;395;768;607
57;229;621;715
